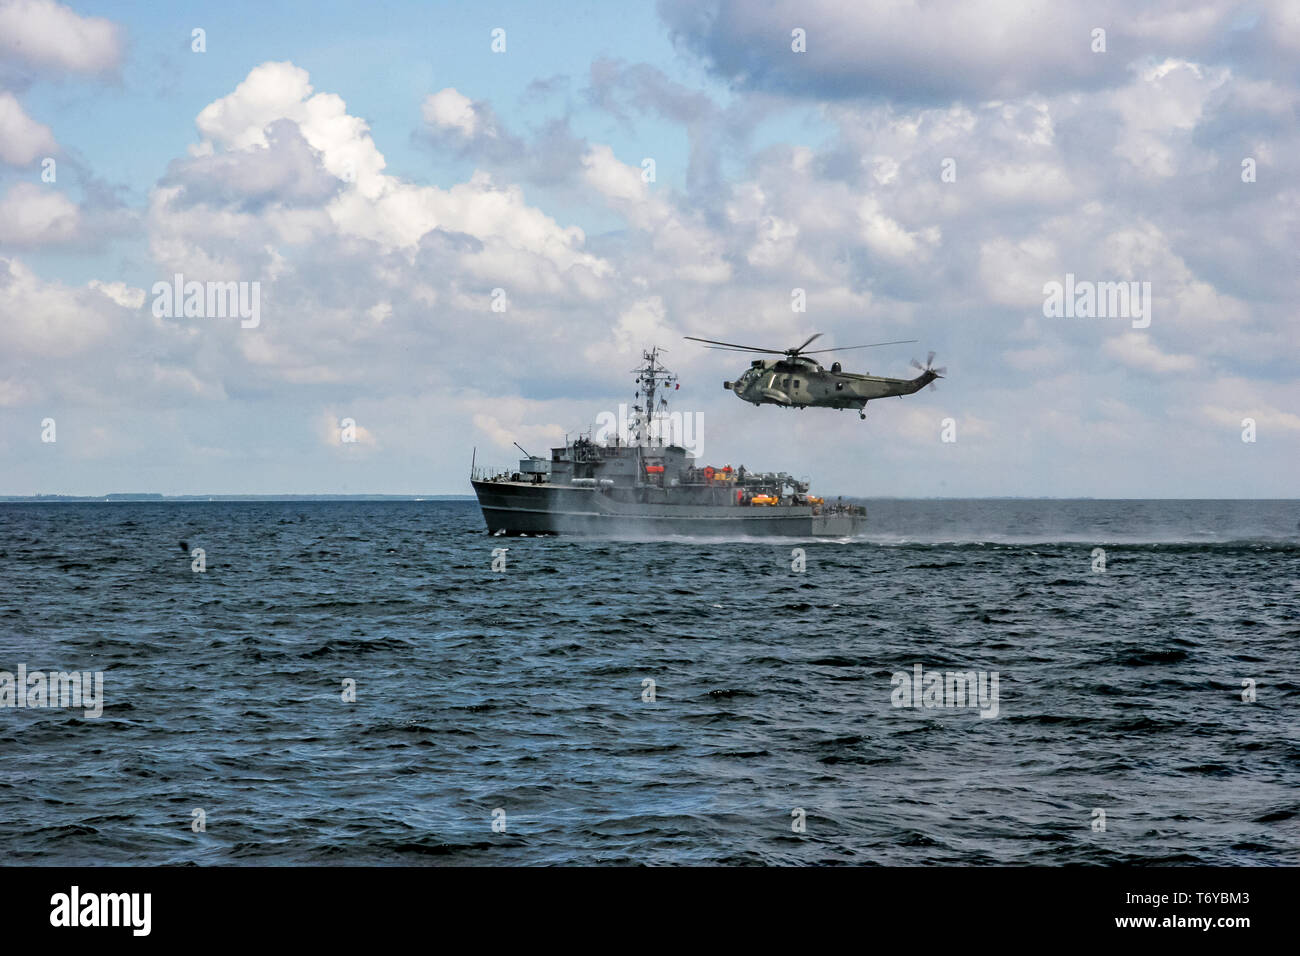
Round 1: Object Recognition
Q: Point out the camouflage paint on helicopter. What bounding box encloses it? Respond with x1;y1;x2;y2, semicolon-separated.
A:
686;333;945;419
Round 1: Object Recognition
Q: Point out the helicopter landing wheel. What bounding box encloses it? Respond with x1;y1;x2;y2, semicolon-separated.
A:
859;411;867;420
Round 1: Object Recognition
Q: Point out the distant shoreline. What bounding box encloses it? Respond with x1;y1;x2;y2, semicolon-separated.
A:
1;495;1295;503
0;494;478;502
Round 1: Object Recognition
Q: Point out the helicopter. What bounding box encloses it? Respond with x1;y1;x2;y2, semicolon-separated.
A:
685;333;945;419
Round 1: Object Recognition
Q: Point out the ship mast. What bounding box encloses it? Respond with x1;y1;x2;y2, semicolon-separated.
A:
629;346;677;447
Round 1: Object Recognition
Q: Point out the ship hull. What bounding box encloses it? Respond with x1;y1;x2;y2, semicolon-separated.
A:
472;479;865;537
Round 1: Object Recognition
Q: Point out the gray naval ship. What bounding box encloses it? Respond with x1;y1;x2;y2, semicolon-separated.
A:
471;347;866;536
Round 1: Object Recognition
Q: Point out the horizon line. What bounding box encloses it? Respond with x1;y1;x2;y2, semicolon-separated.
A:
2;494;1298;503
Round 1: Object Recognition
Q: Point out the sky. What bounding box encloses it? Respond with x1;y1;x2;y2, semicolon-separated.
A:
0;0;1296;497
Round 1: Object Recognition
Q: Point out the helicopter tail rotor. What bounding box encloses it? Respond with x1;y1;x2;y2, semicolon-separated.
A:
910;352;946;389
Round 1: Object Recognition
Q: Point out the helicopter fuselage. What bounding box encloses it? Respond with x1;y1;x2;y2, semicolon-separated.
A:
724;357;937;412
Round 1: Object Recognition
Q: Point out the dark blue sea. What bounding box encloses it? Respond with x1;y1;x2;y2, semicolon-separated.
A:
1;499;1297;865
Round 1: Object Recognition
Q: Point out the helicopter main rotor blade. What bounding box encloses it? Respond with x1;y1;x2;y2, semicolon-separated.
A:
790;332;823;354
684;335;781;353
803;339;918;355
703;345;785;353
